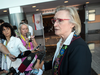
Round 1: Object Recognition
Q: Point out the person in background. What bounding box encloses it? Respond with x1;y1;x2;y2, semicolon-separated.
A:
13;25;20;38
0;19;4;25
0;23;27;75
33;5;92;75
0;19;5;43
18;23;38;75
21;19;34;36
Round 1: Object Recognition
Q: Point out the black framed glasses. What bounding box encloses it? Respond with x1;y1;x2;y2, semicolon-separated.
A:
51;18;70;24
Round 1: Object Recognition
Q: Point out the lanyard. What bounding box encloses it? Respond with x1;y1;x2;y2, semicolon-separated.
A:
21;35;31;50
4;41;8;59
4;40;12;70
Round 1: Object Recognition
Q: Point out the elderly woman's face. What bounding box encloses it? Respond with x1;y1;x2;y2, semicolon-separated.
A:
20;25;28;36
2;27;11;37
54;10;74;37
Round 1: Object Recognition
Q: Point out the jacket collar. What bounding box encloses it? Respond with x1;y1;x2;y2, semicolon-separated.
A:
59;31;74;46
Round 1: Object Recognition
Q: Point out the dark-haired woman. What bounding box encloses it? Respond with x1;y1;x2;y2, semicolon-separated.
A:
0;23;27;75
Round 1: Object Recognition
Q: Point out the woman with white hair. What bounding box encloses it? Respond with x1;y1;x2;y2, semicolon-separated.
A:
33;5;92;75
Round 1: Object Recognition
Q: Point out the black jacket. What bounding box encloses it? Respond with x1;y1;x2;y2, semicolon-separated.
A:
45;37;92;75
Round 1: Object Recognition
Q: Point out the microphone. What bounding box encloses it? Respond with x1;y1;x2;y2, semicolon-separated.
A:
17;44;41;73
34;44;41;51
15;44;41;59
26;32;32;42
32;51;46;68
14;50;31;59
18;52;35;73
30;51;46;75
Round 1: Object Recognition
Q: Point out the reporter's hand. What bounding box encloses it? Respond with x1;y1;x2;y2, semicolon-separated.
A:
0;70;8;74
30;36;34;40
8;54;16;62
31;49;40;53
32;59;44;70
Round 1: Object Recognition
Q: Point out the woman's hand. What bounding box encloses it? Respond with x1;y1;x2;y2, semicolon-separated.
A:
31;49;40;53
0;70;8;74
8;53;16;62
32;59;44;70
30;36;38;49
30;36;35;41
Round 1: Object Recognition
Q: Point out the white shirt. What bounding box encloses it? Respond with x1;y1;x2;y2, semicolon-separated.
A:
28;25;33;35
2;36;27;69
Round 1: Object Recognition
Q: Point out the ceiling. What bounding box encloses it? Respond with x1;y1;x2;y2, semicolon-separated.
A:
0;0;100;16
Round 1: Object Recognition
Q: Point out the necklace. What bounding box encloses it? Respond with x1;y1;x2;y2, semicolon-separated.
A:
4;41;8;59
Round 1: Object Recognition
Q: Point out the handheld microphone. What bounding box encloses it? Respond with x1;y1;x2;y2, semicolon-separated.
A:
26;32;32;42
18;44;41;73
16;44;41;59
32;51;46;68
34;44;41;51
18;53;35;73
14;50;31;59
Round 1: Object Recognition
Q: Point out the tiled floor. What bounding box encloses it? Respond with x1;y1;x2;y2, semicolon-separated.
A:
90;43;100;75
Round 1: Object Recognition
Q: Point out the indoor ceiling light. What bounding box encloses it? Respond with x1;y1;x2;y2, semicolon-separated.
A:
3;10;7;12
32;6;36;8
86;2;89;4
64;1;68;3
36;9;39;11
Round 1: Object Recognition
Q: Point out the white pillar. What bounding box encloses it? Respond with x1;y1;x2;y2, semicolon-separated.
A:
9;6;26;28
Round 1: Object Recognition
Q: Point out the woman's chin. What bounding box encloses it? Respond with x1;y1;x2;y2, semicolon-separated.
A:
55;32;59;36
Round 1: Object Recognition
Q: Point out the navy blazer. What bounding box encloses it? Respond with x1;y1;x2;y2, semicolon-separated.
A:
45;37;92;75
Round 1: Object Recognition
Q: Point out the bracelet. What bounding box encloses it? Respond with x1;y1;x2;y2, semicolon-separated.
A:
7;53;11;56
30;69;39;74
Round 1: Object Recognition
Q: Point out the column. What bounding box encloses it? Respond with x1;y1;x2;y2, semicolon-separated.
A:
9;6;26;28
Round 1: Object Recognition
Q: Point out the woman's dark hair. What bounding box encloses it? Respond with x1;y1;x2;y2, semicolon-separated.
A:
0;19;4;23
21;19;28;24
13;25;17;30
0;23;16;40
